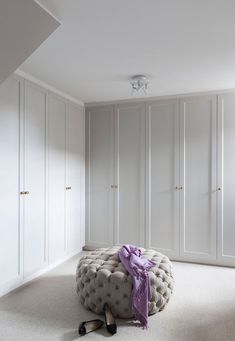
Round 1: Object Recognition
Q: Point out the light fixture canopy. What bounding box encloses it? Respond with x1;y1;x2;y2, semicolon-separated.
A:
130;75;149;95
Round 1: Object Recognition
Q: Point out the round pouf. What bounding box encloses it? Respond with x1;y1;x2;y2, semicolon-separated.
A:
76;246;174;318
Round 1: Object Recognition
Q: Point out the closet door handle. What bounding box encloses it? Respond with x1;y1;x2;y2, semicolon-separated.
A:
66;186;72;190
20;191;29;195
20;191;25;195
25;191;29;195
175;186;183;190
217;187;222;191
111;185;118;189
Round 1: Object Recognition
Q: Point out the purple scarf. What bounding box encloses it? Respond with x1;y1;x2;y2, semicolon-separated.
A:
118;245;156;328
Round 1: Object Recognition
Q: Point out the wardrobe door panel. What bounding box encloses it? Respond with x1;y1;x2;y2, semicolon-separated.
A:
48;94;66;263
147;100;180;257
0;76;22;287
180;96;216;260
66;103;85;253
218;93;235;263
115;103;145;246
23;82;47;276
87;106;114;247
80;109;86;248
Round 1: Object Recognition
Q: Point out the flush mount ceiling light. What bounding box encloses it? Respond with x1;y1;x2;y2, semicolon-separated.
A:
130;75;149;95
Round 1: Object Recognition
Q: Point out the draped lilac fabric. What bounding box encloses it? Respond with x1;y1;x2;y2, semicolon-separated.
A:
118;245;156;328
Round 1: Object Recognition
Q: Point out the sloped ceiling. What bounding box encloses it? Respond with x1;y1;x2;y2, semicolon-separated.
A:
0;0;60;84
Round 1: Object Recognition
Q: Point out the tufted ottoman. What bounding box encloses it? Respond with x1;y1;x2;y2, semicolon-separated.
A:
76;246;174;318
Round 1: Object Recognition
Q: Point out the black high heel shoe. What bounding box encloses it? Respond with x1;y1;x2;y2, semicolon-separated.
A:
103;303;117;335
78;319;104;336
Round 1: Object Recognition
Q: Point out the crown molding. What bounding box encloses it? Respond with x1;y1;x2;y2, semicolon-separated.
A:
15;69;84;107
85;87;235;108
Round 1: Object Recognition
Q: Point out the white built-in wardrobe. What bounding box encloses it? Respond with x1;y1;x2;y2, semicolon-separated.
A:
0;74;85;296
86;93;235;267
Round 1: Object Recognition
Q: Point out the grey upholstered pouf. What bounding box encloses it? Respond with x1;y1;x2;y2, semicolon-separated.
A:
76;246;174;318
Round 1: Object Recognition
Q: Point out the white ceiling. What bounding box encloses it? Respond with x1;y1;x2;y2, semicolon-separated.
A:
20;0;235;104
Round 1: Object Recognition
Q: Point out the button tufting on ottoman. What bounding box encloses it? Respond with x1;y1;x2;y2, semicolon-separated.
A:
76;246;174;318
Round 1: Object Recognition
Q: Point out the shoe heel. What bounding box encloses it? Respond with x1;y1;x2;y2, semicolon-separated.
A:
103;303;117;335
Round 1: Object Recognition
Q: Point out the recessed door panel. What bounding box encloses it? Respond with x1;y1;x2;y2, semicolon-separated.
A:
116;103;145;246
48;94;66;263
180;96;216;259
0;76;21;286
87;106;114;247
218;93;235;263
66;103;85;253
24;82;47;276
148;100;180;257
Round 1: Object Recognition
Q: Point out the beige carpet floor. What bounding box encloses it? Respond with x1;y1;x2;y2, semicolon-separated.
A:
1;253;235;341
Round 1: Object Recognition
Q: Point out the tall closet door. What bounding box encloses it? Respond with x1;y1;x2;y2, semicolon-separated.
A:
180;95;217;260
80;109;85;248
0;76;22;289
86;106;114;247
218;93;235;264
66;103;85;253
48;94;66;263
147;99;180;257
23;82;47;276
115;103;145;246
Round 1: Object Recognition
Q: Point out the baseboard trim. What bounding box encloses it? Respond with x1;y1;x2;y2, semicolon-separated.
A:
83;244;114;251
83;244;235;268
83;244;117;251
83;245;99;251
0;249;82;298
